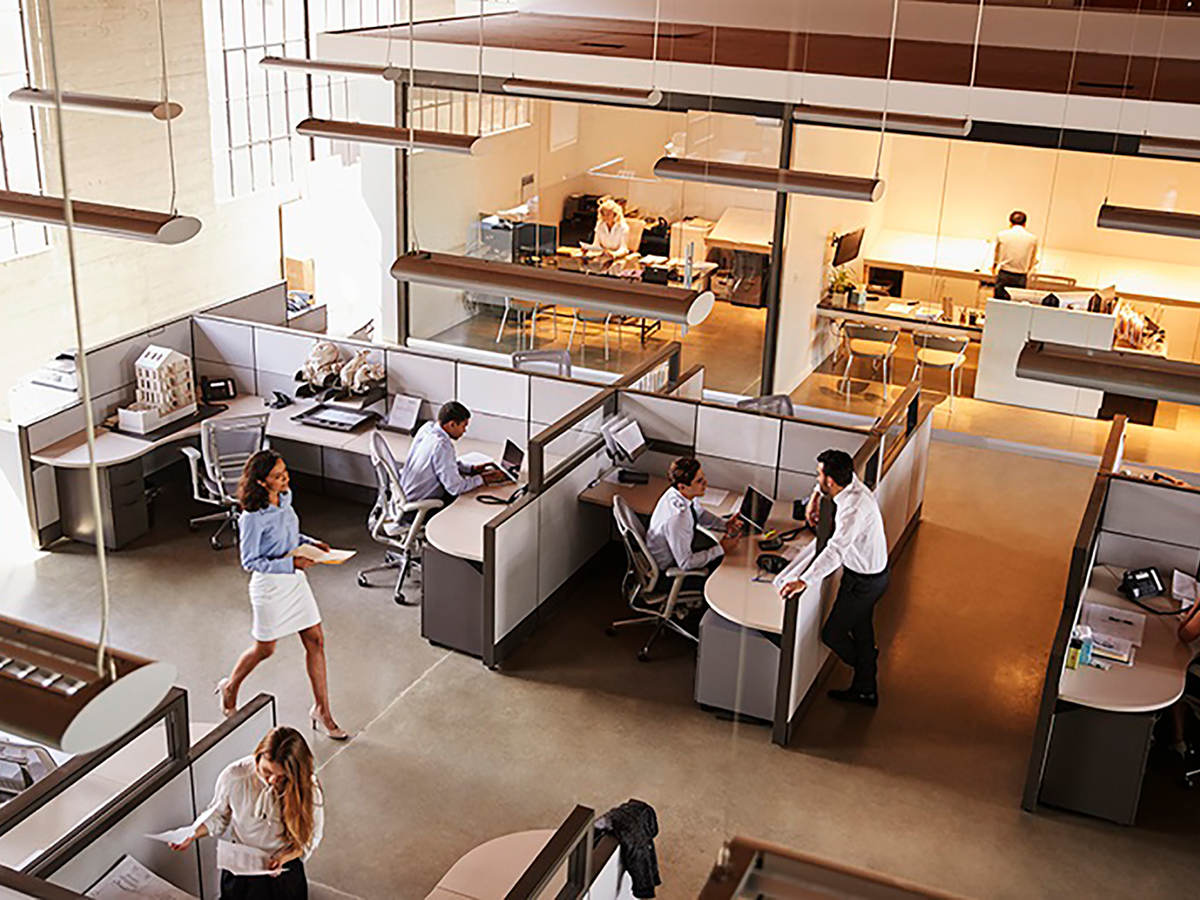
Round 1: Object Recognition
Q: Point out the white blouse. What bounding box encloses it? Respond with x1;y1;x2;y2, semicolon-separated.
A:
192;757;325;860
594;219;630;254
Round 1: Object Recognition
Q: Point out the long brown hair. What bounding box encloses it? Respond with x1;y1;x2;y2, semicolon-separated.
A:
237;449;283;512
255;727;320;853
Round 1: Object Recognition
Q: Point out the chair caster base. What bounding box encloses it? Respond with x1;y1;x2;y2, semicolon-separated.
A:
394;593;417;606
357;573;370;587
636;650;650;662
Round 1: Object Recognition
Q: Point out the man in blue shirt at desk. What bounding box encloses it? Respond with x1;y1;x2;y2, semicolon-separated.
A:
400;401;506;504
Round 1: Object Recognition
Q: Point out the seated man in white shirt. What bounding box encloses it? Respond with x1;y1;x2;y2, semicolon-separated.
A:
646;457;743;586
774;449;889;707
399;401;506;507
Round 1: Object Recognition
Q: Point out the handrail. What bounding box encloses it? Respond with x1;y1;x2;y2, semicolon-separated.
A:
613;341;682;390
505;805;594;900
699;835;969;899
0;687;189;838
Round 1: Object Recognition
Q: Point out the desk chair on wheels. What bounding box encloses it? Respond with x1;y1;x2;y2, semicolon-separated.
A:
357;431;443;605
606;494;708;662
180;414;269;550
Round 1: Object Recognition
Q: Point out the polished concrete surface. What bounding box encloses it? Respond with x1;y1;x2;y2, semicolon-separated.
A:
3;444;1198;898
422;299;767;395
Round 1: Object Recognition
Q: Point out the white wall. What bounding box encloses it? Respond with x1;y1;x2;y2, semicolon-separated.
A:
0;0;284;419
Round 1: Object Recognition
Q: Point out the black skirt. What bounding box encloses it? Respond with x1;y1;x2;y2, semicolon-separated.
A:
219;860;306;900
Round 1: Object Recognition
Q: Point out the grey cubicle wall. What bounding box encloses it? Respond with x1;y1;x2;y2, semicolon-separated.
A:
26;695;276;900
199;282;287;327
1095;476;1200;575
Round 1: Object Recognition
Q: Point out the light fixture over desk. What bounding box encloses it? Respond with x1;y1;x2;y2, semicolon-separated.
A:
296;118;481;154
794;104;971;137
391;251;715;327
260;55;394;79
9;88;182;121
1016;340;1200;406
653;157;884;202
499;78;662;107
1097;204;1200;241
0;190;201;244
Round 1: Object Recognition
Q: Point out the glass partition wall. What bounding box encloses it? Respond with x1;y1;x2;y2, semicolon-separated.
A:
404;91;778;395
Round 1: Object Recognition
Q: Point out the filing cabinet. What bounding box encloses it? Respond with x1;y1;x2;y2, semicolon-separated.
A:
56;459;149;550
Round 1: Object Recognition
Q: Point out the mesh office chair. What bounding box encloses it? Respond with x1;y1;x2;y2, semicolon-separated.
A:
356;430;444;605
511;349;572;378
839;323;899;398
736;394;795;417
606;494;708;662
180;414;269;550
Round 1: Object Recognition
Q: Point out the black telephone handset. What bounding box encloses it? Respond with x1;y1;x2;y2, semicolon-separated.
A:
1120;567;1163;601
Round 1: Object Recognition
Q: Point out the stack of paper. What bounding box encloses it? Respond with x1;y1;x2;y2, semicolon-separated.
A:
87;855;197;899
292;545;356;565
1091;633;1136;666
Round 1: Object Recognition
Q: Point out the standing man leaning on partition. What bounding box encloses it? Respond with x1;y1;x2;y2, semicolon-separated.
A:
773;449;889;708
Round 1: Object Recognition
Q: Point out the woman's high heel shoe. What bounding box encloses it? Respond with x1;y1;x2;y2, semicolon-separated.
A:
309;705;349;741
215;679;236;718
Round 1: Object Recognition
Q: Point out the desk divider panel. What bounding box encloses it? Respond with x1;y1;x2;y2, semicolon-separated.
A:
778;420;865;477
1101;477;1200;552
696;405;780;468
199;283;286;326
385;349;456;421
529;377;600;430
615;393;696;447
669;365;704;400
458;364;530;423
192;317;257;396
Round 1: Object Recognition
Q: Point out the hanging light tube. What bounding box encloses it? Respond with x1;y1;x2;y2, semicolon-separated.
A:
0;190;201;244
499;78;663;107
794;104;971;137
653;157;884;202
391;251;716;326
1017;340;1200;406
295;118;480;154
1137;135;1200;162
0;614;176;754
9;88;182;121
1096;203;1200;240
259;56;394;78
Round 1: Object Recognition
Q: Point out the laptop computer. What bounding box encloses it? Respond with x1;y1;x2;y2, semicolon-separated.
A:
483;439;524;484
737;486;774;534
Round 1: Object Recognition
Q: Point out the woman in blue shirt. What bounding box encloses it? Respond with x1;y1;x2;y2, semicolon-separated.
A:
216;450;348;740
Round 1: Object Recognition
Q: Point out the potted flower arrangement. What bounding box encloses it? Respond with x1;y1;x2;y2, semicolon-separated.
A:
828;267;859;307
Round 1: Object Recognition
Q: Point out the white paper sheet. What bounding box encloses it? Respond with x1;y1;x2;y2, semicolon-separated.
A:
145;828;193;846
1173;569;1198;609
292;545;356;564
217;840;277;877
1083;602;1146;647
458;451;491;468
87;855;197;900
699;487;730;510
387;394;421;431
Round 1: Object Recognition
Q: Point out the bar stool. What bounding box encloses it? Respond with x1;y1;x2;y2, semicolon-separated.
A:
839;323;899;398
913;332;969;409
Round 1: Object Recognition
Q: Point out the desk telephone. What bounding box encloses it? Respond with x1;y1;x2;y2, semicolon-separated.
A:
1120;567;1163;601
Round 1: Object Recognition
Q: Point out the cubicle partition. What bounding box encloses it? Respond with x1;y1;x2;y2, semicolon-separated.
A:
1022;418;1200;823
0;691;277;900
773;382;932;746
504;805;629;900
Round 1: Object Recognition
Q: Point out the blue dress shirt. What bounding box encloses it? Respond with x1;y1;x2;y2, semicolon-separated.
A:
399;421;483;501
239;491;314;574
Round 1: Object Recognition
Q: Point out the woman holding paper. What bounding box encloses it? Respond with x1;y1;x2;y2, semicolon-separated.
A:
171;727;323;899
216;449;348;740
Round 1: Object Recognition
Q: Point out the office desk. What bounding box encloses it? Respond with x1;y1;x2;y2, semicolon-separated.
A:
426;829;555;900
577;471;740;519
1041;563;1198;824
1060;565;1196;713
703;519;815;635
816;297;982;341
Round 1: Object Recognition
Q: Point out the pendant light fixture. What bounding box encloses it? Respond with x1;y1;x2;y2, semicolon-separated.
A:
653;157;884;202
1097;203;1200;240
0;615;176;754
391;251;716;326
296;118;480;154
0;190;201;243
1017;340;1200;405
259;55;394;79
499;79;662;107
1137;136;1200;161
9;88;182;121
793;105;970;137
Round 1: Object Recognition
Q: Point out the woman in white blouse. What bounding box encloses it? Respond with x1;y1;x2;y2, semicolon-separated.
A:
171;727;323;899
592;198;631;256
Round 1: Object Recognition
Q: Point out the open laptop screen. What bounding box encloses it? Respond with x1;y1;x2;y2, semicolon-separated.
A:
738;487;773;533
501;439;524;471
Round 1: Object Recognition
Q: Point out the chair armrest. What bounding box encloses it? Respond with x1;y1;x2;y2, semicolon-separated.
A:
180;446;201;462
665;567;708;578
402;498;445;512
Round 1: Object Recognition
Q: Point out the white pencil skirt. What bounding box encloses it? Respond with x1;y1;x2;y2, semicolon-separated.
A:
248;571;322;641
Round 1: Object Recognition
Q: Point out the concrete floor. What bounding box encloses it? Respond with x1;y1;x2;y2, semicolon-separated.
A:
4;443;1199;898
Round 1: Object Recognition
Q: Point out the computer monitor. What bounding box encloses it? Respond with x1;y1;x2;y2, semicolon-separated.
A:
514;222;558;258
832;228;865;267
737;486;774;533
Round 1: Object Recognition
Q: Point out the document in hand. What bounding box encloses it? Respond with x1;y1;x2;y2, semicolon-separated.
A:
87;854;198;899
217;840;278;877
291;544;356;564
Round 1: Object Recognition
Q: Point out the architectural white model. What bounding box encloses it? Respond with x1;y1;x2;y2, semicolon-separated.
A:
117;345;197;434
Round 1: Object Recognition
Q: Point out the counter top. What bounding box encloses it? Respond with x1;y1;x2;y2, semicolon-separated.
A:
578;471;741;519
1059;565;1197;714
867;228;1200;308
817;296;982;339
427;828;555;900
706;207;774;254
